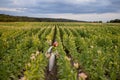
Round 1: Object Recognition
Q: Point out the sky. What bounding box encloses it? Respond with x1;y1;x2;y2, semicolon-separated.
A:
0;0;120;22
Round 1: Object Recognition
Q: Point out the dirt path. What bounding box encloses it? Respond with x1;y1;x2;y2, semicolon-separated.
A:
45;26;58;80
45;58;58;80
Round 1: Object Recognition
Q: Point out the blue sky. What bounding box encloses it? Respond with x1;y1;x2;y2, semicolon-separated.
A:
0;0;120;21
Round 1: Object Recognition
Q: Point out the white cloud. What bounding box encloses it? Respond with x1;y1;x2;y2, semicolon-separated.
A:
65;0;96;4
0;7;27;12
12;0;98;6
13;0;37;6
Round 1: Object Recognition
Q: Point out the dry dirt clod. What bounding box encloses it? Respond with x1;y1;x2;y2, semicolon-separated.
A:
30;55;35;60
19;76;26;80
35;51;40;56
78;72;88;80
73;62;79;69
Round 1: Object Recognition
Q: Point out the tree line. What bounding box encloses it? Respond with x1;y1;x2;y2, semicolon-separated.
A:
0;14;119;23
0;14;84;22
107;19;120;23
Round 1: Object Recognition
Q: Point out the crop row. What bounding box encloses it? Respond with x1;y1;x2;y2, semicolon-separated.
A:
0;23;120;80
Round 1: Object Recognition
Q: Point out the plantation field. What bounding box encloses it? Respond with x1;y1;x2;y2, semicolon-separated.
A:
0;22;120;80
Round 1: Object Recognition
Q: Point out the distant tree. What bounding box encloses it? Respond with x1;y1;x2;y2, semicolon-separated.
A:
108;19;120;23
92;21;102;23
99;21;102;23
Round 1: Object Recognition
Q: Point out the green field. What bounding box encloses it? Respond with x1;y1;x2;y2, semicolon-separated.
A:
0;22;120;80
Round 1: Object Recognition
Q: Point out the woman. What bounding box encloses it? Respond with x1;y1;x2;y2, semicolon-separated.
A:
45;41;59;71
